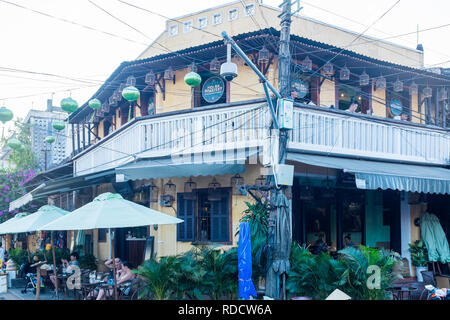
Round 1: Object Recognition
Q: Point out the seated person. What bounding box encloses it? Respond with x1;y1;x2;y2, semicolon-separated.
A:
50;252;79;290
346;99;360;113
86;258;122;299
393;112;409;121
344;234;355;248
96;261;135;300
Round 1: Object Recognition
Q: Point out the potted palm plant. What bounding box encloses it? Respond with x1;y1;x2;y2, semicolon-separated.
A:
408;240;428;282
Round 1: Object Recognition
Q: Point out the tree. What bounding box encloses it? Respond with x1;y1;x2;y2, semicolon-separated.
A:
2;118;37;171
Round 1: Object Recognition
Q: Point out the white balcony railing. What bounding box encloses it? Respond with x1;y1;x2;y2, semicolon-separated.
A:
73;102;450;177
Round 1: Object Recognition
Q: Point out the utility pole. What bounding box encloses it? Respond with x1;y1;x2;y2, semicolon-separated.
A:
221;0;300;301
265;0;301;300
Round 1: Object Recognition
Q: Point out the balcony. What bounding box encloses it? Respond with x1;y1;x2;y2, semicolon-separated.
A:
72;100;450;177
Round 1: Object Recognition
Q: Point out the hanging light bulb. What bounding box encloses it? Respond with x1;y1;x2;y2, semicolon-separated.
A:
258;46;270;63
409;82;418;95
423;85;433;98
360;70;370;86
375;75;386;90
302;56;312;71
145;70;156;85
340;64;350;81
126;76;136;86
164;66;174;81
393;78;403;92
210;57;221;74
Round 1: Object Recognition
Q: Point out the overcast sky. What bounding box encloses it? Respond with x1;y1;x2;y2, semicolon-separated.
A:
1;0;450;130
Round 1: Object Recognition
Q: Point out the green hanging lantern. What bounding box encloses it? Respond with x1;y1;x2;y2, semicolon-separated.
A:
45;136;56;144
122;86;140;102
7;138;22;150
60;97;78;113
184;72;202;87
88;98;102;110
0;107;13;124
52;121;66;131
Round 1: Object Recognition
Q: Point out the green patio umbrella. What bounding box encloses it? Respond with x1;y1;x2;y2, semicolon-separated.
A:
38;192;183;299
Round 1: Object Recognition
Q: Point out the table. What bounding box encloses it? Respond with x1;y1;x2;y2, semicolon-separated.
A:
80;281;104;300
391;286;418;300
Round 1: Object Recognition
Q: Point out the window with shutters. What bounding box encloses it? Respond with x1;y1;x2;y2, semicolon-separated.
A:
176;188;231;243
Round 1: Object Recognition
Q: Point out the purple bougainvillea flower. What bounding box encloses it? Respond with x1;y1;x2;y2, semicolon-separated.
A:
4;198;9;202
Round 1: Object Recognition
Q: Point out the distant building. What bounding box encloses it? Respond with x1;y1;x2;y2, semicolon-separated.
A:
24;99;71;171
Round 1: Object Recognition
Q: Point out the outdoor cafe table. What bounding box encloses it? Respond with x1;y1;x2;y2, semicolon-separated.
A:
80;280;104;300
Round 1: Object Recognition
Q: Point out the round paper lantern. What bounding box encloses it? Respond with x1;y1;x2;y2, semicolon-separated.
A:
52;121;66;131
0;107;13;124
88;98;102;110
184;72;202;87
45;243;51;251
45;136;56;144
7;138;22;150
122;86;140;102
60;97;78;113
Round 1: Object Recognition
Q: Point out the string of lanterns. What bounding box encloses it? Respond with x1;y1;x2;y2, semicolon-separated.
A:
298;55;449;100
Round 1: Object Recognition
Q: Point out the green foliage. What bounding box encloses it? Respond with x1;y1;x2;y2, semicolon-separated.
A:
287;242;401;300
198;246;238;300
170;250;206;300
287;242;347;300
8;248;30;271
133;256;178;300
35;248;70;265
2;119;37;171
0;169;37;222
135;246;238;300
240;201;270;282
338;246;401;300
78;254;97;270
408;240;428;267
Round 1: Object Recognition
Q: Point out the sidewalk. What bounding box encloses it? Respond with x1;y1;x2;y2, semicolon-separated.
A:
0;288;78;300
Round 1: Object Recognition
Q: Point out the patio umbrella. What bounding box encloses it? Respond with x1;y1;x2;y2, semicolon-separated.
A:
0;205;69;300
238;222;257;300
0;212;28;235
5;205;68;234
265;192;291;300
419;212;450;264
39;192;183;299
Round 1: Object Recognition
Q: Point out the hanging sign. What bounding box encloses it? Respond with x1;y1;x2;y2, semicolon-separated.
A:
291;79;309;99
389;99;403;117
202;76;225;103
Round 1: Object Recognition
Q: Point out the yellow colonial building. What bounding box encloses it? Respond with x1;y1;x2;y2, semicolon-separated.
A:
11;1;450;274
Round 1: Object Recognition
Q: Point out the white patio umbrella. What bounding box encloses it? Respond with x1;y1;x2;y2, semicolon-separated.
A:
0;205;69;300
0;212;28;235
39;192;183;299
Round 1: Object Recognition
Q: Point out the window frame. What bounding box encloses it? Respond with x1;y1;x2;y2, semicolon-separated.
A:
198;16;208;29
244;3;255;16
228;8;239;21
168;24;178;36
176;188;232;245
183;19;194;33
212;13;222;25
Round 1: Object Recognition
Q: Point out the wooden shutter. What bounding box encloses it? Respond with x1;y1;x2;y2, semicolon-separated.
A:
177;194;195;242
210;191;230;242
